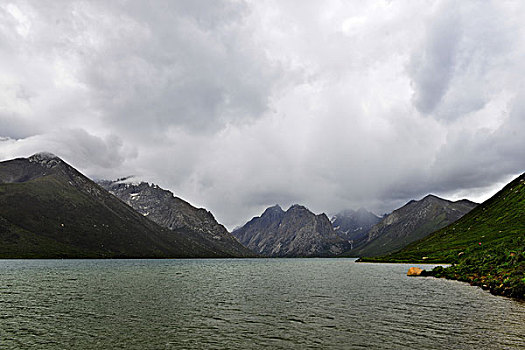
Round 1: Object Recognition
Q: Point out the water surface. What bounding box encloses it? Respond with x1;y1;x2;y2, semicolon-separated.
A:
0;259;523;349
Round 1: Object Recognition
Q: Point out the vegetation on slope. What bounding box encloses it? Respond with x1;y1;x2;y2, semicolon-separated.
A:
0;155;236;258
360;173;525;299
345;195;476;257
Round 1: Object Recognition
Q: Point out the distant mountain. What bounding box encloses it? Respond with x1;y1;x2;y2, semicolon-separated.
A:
331;208;381;245
98;179;253;257
232;204;351;257
0;153;241;258
362;173;525;300
346;195;477;257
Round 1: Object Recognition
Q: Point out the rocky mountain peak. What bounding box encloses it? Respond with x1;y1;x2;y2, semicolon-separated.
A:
0;152;94;191
456;199;478;206
98;179;253;257
262;204;285;215
420;194;444;203
232;203;350;257
29;151;59;160
28;152;63;168
346;194;478;257
288;204;308;212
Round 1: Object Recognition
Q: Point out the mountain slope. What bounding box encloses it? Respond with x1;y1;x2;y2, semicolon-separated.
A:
98;179;253;257
0;153;236;258
347;195;477;257
232;204;350;257
361;173;525;299
331;208;381;244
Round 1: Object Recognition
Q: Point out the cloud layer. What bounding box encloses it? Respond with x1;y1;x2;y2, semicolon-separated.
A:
1;0;524;228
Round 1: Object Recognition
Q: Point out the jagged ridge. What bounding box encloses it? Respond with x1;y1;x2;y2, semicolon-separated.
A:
233;204;350;257
98;179;253;257
361;173;525;299
346;194;477;257
0;153;242;258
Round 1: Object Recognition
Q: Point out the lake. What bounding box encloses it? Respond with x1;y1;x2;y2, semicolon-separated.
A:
0;258;523;349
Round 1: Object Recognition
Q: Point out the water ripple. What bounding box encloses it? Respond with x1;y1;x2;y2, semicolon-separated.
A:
0;258;523;349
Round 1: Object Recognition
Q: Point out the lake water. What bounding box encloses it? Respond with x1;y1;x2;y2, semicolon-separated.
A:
0;258;523;349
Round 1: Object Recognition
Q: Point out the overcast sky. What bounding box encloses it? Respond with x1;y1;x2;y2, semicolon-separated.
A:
1;0;524;229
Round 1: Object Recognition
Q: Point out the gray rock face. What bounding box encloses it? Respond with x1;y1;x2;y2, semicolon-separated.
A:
331;208;381;244
347;194;478;257
98;179;253;257
232;204;351;257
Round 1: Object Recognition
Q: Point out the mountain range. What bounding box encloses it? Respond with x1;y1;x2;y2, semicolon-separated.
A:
0;153;249;258
345;195;477;257
232;204;350;257
1;152;514;270
98;178;252;257
361;172;524;299
232;195;476;258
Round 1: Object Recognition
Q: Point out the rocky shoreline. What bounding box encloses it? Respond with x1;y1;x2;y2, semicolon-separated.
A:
419;265;525;301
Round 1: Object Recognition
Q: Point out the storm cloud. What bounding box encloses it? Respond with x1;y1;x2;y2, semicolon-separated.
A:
1;0;524;229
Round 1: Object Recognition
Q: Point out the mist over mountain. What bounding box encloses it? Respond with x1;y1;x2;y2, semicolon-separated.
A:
331;208;381;245
346;195;477;257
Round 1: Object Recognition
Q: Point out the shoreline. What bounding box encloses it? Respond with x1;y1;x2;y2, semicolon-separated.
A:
426;273;525;302
357;259;524;301
355;259;451;265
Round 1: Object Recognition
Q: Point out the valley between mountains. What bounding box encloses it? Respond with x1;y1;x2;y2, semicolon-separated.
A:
0;152;523;298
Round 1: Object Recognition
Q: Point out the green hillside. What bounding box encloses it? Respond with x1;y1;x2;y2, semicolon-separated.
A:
361;173;525;299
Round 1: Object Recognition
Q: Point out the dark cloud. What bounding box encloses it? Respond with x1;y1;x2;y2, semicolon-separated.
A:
1;1;524;229
0;112;38;139
0;129;134;179
409;2;461;115
76;0;281;137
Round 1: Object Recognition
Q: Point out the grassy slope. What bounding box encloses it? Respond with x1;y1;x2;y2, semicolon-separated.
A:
0;174;224;258
361;173;525;299
345;197;476;257
349;210;461;257
0;215;88;258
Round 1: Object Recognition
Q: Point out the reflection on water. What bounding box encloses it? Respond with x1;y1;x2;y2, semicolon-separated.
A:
0;259;523;349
